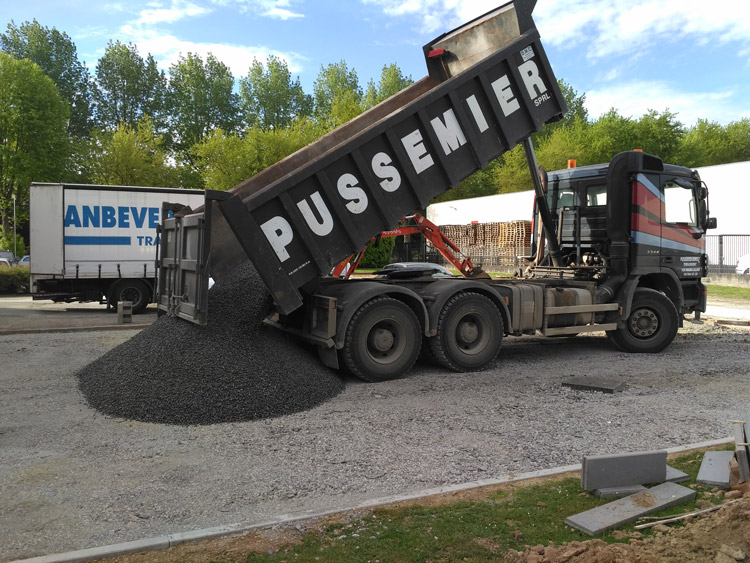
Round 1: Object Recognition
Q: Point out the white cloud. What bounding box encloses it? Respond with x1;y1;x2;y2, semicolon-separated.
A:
362;0;750;61
115;0;306;78
135;2;211;25
212;0;305;20
585;80;742;125
122;27;306;76
361;0;498;34
534;0;750;61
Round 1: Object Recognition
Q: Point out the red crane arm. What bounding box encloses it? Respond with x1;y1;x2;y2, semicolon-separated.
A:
331;213;488;279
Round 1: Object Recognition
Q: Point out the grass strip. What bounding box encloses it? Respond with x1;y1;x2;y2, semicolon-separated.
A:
216;449;730;563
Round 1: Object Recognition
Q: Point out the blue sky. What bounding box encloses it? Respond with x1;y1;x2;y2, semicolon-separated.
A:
3;0;749;126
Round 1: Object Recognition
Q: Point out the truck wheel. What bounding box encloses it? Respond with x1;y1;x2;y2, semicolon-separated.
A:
607;288;678;353
342;297;421;382
111;280;150;314
430;292;503;372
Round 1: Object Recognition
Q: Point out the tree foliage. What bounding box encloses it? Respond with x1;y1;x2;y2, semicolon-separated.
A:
362;63;413;108
90;117;177;187
167;52;241;183
313;60;361;126
239;55;312;131
1;19;93;137
358;236;396;268
2;15;750;226
94;41;166;131
0;53;68;233
194;117;327;190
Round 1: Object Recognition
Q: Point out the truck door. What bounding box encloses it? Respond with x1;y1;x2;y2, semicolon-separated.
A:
659;176;705;279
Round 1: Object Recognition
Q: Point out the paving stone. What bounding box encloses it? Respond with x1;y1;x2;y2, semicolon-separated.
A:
593;484;647;499
565;482;696;536
696;451;735;489
734;420;750;483
562;376;625;393
582;450;667;491
664;465;690;484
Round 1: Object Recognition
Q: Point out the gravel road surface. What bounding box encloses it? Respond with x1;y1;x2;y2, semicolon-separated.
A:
1;302;749;561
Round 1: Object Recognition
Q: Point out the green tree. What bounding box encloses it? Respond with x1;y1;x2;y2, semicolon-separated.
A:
632;109;683;163
1;19;93;138
239;55;312;131
94;41;166;130
0;53;69;234
167;52;241;184
358;236;395;268
313;60;361;125
536;116;591;171
362;63;412;108
194;117;327;190
678;118;750;167
90;117;178;187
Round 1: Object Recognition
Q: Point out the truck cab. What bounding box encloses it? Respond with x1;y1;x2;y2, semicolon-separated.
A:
532;151;715;348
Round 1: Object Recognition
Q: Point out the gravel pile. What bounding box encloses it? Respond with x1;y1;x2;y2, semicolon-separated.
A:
77;261;344;425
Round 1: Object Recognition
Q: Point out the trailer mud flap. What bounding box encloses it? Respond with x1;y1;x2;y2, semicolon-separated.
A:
156;207;210;325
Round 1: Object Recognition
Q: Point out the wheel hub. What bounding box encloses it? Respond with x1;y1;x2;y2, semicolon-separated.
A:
369;327;395;353
457;320;479;345
630;308;658;338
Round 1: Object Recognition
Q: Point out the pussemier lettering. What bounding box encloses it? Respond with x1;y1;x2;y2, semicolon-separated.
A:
261;56;549;264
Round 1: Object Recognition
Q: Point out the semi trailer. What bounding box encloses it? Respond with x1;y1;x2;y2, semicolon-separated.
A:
29;183;205;313
156;0;716;381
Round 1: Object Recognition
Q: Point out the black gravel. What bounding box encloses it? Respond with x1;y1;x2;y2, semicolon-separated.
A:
77;261;345;425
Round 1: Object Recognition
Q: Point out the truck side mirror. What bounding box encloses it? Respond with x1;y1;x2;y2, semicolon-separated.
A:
706;217;717;230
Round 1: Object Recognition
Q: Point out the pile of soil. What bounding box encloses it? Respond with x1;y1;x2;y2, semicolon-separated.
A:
507;494;750;562
77;261;345;425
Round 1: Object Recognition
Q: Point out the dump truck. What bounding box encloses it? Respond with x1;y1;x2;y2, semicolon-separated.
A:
156;0;716;381
29;183;205;313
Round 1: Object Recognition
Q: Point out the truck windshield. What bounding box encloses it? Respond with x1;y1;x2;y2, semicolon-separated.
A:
663;180;698;226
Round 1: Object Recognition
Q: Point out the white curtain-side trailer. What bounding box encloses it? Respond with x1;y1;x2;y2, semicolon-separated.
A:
30;183;205;312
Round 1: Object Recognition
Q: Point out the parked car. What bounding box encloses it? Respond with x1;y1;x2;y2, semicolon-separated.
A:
0;258;10;268
374;262;454;279
737;254;750;275
18;255;30;267
0;250;16;264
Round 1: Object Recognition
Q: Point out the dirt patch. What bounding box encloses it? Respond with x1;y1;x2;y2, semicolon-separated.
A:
506;495;750;562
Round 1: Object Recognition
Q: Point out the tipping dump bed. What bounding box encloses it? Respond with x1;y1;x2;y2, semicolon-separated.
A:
158;0;566;323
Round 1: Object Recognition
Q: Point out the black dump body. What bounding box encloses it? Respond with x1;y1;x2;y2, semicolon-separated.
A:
158;0;567;323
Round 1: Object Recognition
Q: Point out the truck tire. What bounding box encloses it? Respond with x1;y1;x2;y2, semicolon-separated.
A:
342;297;421;382
111;280;150;314
606;288;678;353
430;292;503;372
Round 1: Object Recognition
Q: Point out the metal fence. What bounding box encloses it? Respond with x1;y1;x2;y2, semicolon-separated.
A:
396;233;750;275
706;235;750;274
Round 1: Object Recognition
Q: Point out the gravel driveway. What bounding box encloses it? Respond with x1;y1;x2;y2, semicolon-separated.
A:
1;309;749;561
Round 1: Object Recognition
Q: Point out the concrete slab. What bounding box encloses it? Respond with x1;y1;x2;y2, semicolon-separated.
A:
565;482;696;536
593;484;647;499
582;451;667;491
733;422;750;483
697;451;735;489
664;465;690;484
562;376;625;393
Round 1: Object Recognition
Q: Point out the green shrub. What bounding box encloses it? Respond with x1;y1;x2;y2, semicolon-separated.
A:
0;265;30;293
0;230;28;258
358;236;396;268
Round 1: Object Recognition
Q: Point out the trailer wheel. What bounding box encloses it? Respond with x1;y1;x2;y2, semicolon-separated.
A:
342;297;421;382
430;292;503;372
607;288;678;353
111;280;150;314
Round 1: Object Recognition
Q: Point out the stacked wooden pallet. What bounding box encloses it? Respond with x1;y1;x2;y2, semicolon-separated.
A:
435;220;533;268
